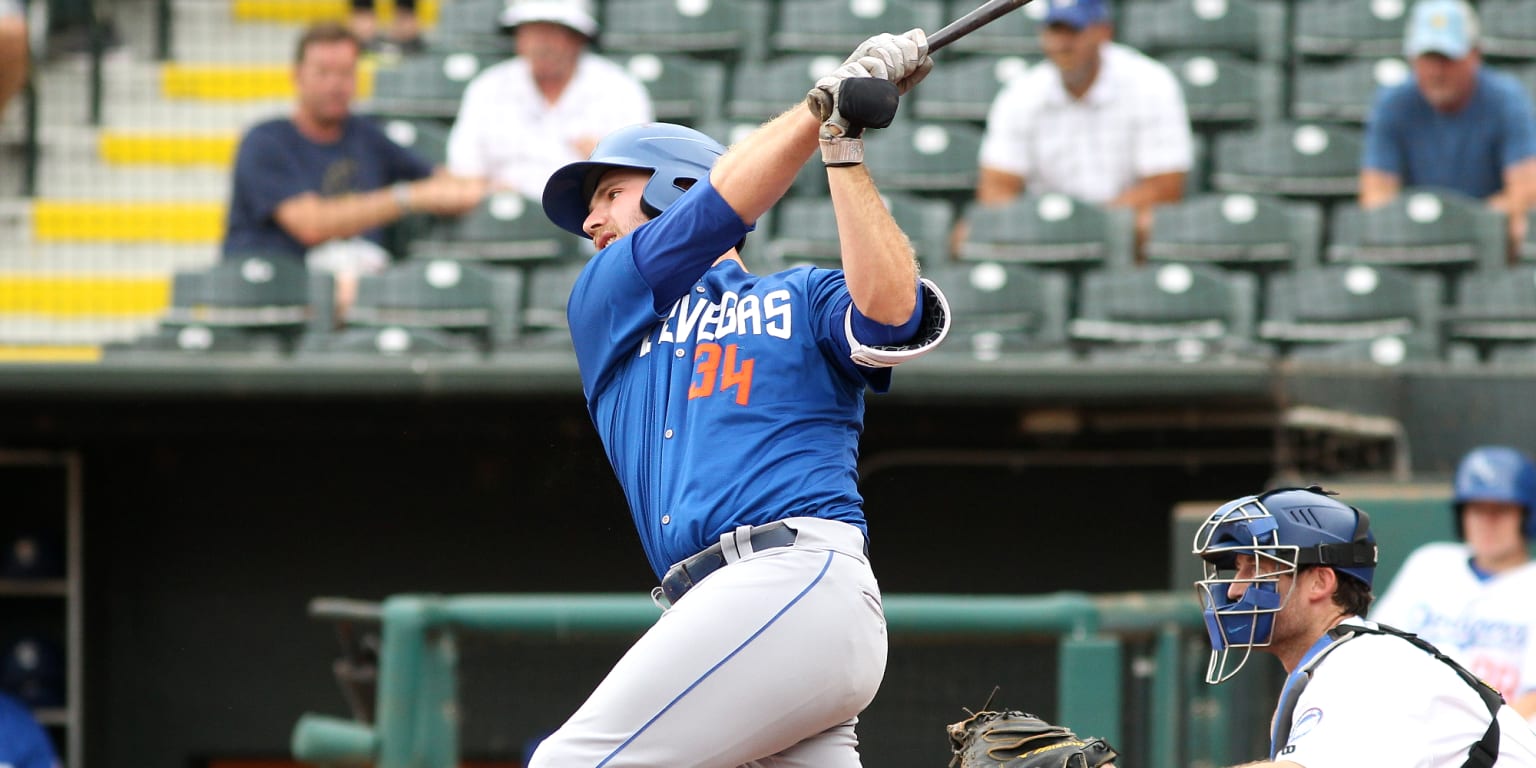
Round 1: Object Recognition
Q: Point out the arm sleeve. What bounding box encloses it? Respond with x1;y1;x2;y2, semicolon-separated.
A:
1496;82;1536;168
1132;64;1194;177
848;282;923;345
231;126;313;226
629;176;753;312
1361;86;1407;175
979;77;1035;177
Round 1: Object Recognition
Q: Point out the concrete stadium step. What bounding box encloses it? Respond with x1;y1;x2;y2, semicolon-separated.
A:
0;243;218;273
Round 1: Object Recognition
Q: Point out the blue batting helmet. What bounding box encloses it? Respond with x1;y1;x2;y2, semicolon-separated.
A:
1192;487;1377;683
1453;445;1536;539
542;123;727;239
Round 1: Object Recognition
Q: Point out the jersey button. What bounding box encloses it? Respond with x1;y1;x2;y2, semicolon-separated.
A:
675;349;685;358
695;286;705;293
664;429;674;438
661;515;671;525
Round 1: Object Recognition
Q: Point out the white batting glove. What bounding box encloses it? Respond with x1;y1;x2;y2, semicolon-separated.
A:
841;29;933;94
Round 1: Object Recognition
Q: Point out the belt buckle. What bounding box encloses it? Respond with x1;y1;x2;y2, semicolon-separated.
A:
659;562;695;606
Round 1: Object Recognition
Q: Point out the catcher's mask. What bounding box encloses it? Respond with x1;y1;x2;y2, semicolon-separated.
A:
1191;486;1376;684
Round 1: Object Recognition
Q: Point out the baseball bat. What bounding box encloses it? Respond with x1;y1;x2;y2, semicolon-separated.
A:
807;0;1038;121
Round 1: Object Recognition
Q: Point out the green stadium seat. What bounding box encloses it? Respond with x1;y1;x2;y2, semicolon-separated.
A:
1291;57;1410;124
770;0;942;57
377;116;451;166
1145;193;1322;270
1069;263;1263;362
1326;190;1506;289
600;0;768;60
697;119;829;198
616;53;726;125
958;194;1136;270
408;191;584;265
921;260;1074;362
427;0;511;55
1209;122;1362;199
1523;210;1536;265
1444;267;1536;360
519;260;586;348
1161;52;1283;129
348;259;496;338
296;325;485;358
912;54;1029;123
765;192;953;268
1119;0;1288;62
368;51;489;119
941;0;1048;57
1260;264;1442;364
1291;0;1409;59
861;120;984;196
1479;1;1536;63
727;54;845;122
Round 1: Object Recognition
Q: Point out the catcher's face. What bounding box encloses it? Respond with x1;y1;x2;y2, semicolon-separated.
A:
583;168;654;251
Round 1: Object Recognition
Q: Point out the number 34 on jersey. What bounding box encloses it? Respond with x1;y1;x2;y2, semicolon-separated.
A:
639;288;794;408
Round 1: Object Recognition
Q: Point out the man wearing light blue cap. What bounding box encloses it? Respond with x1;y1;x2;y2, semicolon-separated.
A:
1360;0;1536;255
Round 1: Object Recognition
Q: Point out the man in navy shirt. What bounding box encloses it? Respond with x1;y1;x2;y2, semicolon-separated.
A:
222;22;484;305
1360;0;1536;254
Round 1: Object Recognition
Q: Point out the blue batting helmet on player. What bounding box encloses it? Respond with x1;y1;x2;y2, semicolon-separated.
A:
1192;487;1377;684
1453;445;1536;540
542;122;727;239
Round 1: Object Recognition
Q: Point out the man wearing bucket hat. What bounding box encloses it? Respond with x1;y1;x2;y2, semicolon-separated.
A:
1360;0;1536;255
446;0;652;197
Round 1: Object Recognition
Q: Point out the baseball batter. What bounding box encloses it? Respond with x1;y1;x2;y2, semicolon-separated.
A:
1373;445;1536;724
1192;487;1536;768
530;30;945;768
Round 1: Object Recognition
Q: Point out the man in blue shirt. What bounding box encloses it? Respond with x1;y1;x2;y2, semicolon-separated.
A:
1360;0;1536;254
0;691;59;768
532;32;948;768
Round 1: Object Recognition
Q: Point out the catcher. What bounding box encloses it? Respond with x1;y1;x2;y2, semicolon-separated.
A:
945;709;1118;768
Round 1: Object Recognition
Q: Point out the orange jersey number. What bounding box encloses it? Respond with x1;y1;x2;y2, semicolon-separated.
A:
688;343;755;405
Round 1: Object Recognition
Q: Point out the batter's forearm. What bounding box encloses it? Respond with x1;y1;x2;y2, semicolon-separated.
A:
828;164;918;325
709;107;820;226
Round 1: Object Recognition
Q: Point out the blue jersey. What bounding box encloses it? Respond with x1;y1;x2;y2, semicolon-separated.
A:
0;693;58;768
568;179;891;579
222;116;433;259
1362;67;1536;199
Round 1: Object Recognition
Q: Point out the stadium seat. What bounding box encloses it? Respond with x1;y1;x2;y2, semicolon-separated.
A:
408;192;584;265
344;259;498;346
958;194;1136;271
727;54;845;122
616;53;726;125
1118;0;1288;62
1444;266;1536;360
600;0;769;60
1291;0;1409;59
296;325;485;358
1259;263;1442;365
1479;1;1536;63
940;0;1048;57
1069;262;1263;362
921;260;1074;362
519;260;586;348
368;51;488;119
376;116;452;167
1209;122;1362;199
1161;52;1284;129
697;119;829;198
1326;189;1506;290
766;192;953;268
1145;193;1322;270
912;54;1029;124
428;0;511;54
861;120;984;196
1290;57;1410;124
1523;211;1536;264
770;0;942;57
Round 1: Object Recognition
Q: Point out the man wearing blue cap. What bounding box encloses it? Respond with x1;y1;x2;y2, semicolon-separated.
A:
973;0;1191;225
1360;0;1536;256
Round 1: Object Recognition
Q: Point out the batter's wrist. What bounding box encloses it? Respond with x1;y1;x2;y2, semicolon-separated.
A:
820;136;863;167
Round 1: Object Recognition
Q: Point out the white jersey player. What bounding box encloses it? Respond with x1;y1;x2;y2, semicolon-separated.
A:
1373;445;1536;724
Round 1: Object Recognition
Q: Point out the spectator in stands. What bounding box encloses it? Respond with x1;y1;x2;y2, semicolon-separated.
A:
349;0;421;55
446;0;652;198
962;0;1192;252
1360;0;1536;256
0;0;25;123
222;22;484;311
0;690;59;768
1372;445;1536;724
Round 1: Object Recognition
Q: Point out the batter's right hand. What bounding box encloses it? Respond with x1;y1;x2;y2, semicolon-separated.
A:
842;29;932;94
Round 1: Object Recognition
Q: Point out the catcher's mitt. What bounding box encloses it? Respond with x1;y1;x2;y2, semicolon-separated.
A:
946;710;1119;768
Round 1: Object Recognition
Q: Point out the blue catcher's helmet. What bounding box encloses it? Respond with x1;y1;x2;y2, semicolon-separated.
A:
1453;445;1536;540
542;122;727;239
1191;487;1377;684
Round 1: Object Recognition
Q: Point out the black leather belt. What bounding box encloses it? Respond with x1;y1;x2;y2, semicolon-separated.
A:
659;521;798;605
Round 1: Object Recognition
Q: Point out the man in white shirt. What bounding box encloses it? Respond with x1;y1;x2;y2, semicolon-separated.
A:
973;0;1190;228
446;0;653;198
